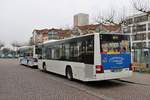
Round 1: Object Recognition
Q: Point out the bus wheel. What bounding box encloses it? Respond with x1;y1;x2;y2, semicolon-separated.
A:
66;67;73;80
43;63;47;72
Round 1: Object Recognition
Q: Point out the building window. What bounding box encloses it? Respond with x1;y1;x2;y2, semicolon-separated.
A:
123;26;131;33
134;15;148;23
132;33;146;41
149;23;150;30
125;18;133;25
48;31;59;40
148;33;150;39
132;26;137;33
137;24;146;32
132;24;146;32
133;42;146;48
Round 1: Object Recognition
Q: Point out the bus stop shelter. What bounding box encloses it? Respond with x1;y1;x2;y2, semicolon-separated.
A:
132;47;150;71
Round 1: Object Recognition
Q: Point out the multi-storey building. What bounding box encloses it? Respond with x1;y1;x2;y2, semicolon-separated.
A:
48;28;62;40
72;24;120;35
32;29;49;44
122;13;150;64
57;29;72;39
74;13;89;27
48;28;72;40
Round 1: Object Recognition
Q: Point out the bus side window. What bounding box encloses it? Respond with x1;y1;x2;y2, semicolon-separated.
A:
59;44;63;60
53;45;61;60
78;41;82;62
79;40;86;63
64;43;70;60
69;42;74;61
78;35;94;64
42;46;46;59
69;42;78;62
45;47;49;59
61;44;66;60
85;38;94;64
74;42;78;61
47;48;52;59
87;38;94;52
35;46;42;59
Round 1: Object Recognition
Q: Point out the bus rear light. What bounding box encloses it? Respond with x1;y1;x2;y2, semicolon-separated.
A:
96;65;104;73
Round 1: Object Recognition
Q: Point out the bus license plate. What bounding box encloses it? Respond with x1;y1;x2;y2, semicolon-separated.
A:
111;68;122;72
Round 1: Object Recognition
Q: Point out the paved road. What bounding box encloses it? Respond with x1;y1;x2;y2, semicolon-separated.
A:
121;72;150;85
0;59;150;100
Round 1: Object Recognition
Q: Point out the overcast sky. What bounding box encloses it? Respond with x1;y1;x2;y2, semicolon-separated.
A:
0;0;135;47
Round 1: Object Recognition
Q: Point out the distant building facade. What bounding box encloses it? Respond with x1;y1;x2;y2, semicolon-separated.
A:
57;29;72;39
72;24;120;35
48;28;72;40
122;13;150;48
122;13;150;64
48;28;62;40
32;29;49;44
74;13;89;27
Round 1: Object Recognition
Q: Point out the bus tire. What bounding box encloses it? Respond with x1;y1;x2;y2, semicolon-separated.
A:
66;66;73;80
43;62;47;72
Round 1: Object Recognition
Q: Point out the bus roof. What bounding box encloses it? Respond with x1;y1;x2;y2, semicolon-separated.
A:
43;39;58;44
42;32;130;45
18;46;33;50
43;33;95;45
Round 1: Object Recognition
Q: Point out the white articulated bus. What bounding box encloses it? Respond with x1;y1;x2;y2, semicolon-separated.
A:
37;33;132;81
18;45;38;67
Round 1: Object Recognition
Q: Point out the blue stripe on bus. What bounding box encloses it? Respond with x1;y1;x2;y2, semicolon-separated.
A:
101;54;131;70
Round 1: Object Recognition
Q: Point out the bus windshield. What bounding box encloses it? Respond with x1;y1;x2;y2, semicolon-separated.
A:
100;34;130;54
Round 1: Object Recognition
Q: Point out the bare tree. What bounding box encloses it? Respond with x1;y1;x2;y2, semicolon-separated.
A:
94;7;127;27
95;9;115;25
132;0;150;16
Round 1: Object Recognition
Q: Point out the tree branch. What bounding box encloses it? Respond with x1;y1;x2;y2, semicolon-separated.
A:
132;0;150;16
94;8;127;27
